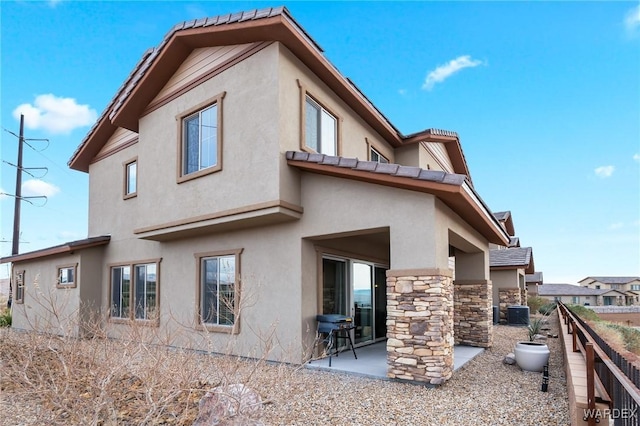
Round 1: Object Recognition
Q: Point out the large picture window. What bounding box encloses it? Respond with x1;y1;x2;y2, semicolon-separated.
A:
196;249;242;332
305;95;337;156
110;260;160;322
177;93;225;182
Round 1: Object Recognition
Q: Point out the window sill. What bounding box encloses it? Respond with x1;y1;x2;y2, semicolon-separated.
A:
177;164;221;184
56;284;77;289
197;323;239;334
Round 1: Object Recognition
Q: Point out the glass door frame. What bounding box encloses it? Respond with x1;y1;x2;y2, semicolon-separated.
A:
321;254;388;348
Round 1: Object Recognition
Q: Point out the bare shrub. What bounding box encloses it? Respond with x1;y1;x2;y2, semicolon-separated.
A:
0;275;303;425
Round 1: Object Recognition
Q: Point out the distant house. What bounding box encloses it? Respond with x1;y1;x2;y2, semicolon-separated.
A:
488;211;536;321
538;283;629;306
579;277;640;306
0;6;511;386
490;246;534;321
525;272;543;297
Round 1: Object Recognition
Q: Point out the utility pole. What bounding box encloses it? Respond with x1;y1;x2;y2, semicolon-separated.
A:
11;114;24;255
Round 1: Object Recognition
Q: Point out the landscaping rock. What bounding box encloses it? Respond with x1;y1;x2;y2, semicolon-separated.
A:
503;353;516;365
193;384;264;426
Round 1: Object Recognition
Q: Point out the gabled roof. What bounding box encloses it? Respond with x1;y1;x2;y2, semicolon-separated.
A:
526;272;544;284
489;247;534;273
0;236;111;264
509;237;520;247
580;276;640;285
493;210;515;236
285;151;510;246
68;6;473;180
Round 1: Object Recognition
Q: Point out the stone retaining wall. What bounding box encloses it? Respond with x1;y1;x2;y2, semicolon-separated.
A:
453;281;492;348
386;270;454;386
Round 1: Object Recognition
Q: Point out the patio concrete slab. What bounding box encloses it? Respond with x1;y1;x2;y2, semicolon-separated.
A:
305;341;484;380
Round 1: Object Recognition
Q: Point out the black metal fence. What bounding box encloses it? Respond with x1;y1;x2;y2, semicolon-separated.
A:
559;302;640;426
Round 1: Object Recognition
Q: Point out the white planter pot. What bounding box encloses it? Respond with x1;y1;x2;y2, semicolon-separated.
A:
514;341;550;372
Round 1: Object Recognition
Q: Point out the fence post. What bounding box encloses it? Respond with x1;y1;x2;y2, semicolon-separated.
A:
585;343;596;426
572;322;578;353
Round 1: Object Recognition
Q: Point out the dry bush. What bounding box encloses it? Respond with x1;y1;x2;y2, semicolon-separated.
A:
0;276;305;425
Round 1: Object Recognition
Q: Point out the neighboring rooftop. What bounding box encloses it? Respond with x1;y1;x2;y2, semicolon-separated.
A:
489;247;533;273
580;276;640;285
538;284;628;297
526;272;544;284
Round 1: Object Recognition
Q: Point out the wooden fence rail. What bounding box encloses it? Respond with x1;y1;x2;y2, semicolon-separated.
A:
558;302;640;426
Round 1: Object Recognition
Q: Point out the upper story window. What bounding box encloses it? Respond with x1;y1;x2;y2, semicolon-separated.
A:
595;285;601;289
57;264;77;288
305;96;337;156
370;147;389;163
177;92;225;183
124;158;137;199
631;285;640;291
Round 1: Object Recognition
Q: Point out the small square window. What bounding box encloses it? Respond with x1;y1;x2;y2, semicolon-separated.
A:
57;264;77;288
124;159;137;198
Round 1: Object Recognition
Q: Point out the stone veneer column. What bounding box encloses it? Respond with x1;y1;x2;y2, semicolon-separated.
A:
521;287;528;307
498;288;522;323
386;269;453;386
453;280;493;348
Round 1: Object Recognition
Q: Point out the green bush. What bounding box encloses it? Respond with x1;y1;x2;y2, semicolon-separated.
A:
538;302;557;315
567;304;601;321
527;296;550;314
0;308;11;327
603;323;640;354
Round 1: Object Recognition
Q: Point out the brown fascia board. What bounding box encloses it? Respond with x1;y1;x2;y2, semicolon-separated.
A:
287;159;509;246
0;236;111;264
403;131;472;183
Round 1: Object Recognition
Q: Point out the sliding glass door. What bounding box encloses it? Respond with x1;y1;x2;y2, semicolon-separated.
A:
322;256;387;346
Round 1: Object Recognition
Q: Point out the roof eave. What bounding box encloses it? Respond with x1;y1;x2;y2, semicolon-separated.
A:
0;236;111;264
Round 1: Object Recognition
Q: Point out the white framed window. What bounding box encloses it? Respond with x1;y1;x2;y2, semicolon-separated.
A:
631;284;640;291
304;95;337;156
177;92;225;183
110;260;160;322
370;147;389;163
124;159;137;198
57;264;77;288
196;249;242;333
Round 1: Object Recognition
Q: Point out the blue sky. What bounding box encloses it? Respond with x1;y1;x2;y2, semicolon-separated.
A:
1;1;639;284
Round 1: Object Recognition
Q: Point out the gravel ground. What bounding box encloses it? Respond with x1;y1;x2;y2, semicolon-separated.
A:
1;313;569;425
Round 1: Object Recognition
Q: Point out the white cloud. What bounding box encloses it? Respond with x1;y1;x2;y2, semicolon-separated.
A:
422;55;484;90
608;222;624;230
624;5;640;35
398;89;407;96
22;179;60;198
48;0;63;7
13;94;97;134
633;153;640;162
0;188;8;201
594;165;615;178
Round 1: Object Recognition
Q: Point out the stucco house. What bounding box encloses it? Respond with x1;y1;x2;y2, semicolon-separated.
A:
538;283;629;306
488;210;535;322
579;277;640;306
525;272;543;297
1;6;511;385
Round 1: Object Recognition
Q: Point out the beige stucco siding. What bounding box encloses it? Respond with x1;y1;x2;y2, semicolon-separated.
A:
155;44;260;100
99;224;306;363
96;127;137;158
491;269;521;305
395;143;445;172
276;45;396;162
11;254;82;335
